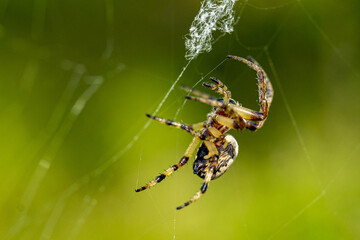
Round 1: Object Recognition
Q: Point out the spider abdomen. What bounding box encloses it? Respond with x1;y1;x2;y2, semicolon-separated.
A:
193;135;239;180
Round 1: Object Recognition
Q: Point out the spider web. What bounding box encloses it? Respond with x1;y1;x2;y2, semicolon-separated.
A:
1;0;360;239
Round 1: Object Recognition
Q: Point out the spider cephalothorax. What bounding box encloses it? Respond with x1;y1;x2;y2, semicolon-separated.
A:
135;55;273;210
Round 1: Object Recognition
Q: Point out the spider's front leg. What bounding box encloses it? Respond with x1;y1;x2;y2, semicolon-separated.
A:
185;96;223;108
227;55;274;130
202;77;232;104
212;114;246;130
181;85;217;101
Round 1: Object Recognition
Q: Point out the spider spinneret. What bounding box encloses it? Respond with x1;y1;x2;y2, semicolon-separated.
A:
135;55;273;210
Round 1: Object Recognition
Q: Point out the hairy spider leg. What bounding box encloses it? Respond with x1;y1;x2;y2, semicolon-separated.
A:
203;77;231;104
181;85;217;100
227;55;274;130
135;137;201;192
247;57;273;107
227;55;273;116
145;114;204;138
176;164;215;210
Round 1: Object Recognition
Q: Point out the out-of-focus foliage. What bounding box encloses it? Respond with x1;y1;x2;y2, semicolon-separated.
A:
1;0;360;239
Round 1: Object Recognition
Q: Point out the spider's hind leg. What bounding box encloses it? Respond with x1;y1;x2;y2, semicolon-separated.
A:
176;164;215;210
135;137;201;192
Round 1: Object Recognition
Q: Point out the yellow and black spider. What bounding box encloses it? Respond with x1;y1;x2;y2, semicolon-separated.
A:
135;55;274;210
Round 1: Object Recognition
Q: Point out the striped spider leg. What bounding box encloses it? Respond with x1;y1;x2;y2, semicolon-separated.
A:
186;56;274;132
135;114;225;209
176;164;215;210
202;77;231;104
227;55;274;130
135;115;205;193
181;85;217;101
176;134;239;210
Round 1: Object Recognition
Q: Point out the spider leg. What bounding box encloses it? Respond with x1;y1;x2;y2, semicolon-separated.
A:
207;126;223;138
203;140;219;159
135;137;201;192
213;114;246;130
229;105;264;121
181;85;217;100
146;114;204;138
176;164;215;210
203;77;231;104
227;55;273;111
185;96;222;108
227;55;274;130
243;119;265;131
184;97;251;131
191;121;207;131
247;56;274;105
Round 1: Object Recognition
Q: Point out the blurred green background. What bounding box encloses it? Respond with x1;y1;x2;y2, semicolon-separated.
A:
1;0;360;239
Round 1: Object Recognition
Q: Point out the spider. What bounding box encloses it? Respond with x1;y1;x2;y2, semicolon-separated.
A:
135;55;273;210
